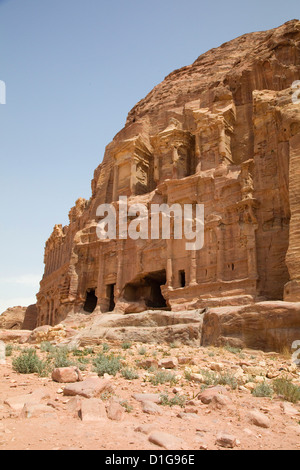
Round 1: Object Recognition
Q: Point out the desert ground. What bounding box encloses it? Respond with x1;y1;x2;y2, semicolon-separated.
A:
0;338;300;451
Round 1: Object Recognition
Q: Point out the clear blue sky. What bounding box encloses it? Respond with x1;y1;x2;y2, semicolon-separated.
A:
0;0;299;313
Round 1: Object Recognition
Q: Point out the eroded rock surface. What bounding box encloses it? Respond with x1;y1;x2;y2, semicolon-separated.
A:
4;20;296;352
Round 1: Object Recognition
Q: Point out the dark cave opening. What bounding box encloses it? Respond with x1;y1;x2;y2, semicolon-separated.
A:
83;289;98;313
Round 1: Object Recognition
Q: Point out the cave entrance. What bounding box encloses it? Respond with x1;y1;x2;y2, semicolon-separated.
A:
123;269;168;309
107;284;116;312
83;289;98;314
179;270;186;288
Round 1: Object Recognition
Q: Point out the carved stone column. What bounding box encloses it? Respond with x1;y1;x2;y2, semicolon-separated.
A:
189;250;197;286
115;240;125;299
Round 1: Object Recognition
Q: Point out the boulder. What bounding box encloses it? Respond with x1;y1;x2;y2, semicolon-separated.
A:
202;302;300;352
0;306;27;330
63;377;113;398
52;367;83;383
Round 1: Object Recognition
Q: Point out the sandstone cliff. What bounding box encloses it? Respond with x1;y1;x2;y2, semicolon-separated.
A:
35;20;300;330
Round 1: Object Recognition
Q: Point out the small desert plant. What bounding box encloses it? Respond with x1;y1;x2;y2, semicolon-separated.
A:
198;369;219;386
5;344;13;357
160;393;187;408
217;371;238;390
273;378;300;404
50;347;74;368
92;352;122;376
138;346;147;356
72;348;93;357
120;400;133;413
149;370;177;386
75;356;90;371
198;369;238;390
121;342;132;350
224;344;242;355
121;367;139;380
40;341;55;353
100;390;115;401
12;348;50;376
252;382;274;398
102;343;110;352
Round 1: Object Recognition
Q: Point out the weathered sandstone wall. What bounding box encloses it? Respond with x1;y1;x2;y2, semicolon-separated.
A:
35;20;300;328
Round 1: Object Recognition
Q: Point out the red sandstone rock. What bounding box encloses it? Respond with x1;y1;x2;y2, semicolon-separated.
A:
33;21;300;330
148;431;188;450
79;398;107;422
106;400;125;421
51;367;82;383
0;307;27;330
63;377;113;398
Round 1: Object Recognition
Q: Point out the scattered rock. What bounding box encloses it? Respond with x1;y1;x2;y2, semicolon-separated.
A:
79;398;107;422
158;357;178;369
280;402;300;418
141;400;162;416
106;400;125;421
52;367;83;383
63;377;113;398
132;393;161;404
210;362;223;372
148;431;187;450
4;389;51;412
135;424;157;435
247;410;271;429
211;394;232;409
197;387;228;404
139;359;158;369
189;373;205;384
216;432;238;449
21;403;56;419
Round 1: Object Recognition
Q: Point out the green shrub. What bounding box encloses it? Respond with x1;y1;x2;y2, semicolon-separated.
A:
121;342;132;350
252;382;273;398
149;370;177;386
138;347;147;356
273;378;300;404
121;367;139;380
224;345;242;355
72;349;88;357
49;347;74;368
160;393;186;408
93;353;122;376
5;344;13;357
197;369;238;390
12;348;49;376
40;342;55;353
120;400;133;413
217;371;238;390
102;343;110;352
198;369;218;386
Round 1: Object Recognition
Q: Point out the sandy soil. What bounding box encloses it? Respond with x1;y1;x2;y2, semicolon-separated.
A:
0;342;300;451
